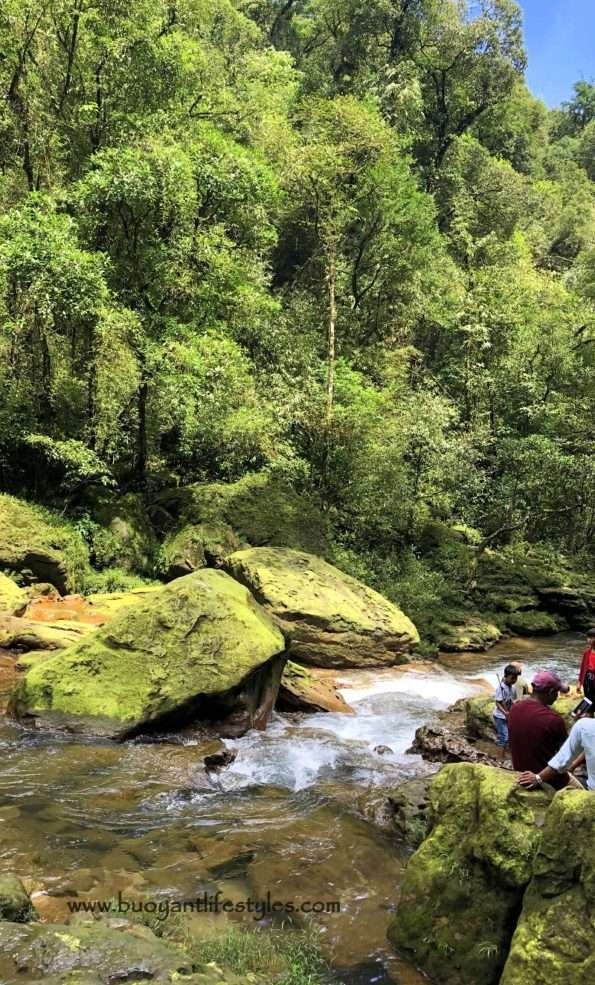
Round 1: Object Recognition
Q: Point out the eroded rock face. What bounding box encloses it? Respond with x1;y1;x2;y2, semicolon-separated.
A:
277;661;353;713
0;495;89;594
11;570;286;738
500;789;595;985
388;763;552;985
225;547;419;668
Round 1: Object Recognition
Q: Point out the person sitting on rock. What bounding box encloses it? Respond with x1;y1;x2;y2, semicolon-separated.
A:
518;701;595;791
577;627;595;702
508;671;575;790
510;661;530;701
493;664;520;760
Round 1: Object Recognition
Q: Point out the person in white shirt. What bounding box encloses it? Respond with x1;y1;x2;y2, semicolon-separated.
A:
518;715;595;790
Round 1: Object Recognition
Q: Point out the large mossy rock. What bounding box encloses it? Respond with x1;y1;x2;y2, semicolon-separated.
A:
157;473;331;578
500;789;595;985
11;570;286;738
225;547;419;668
0;495;90;594
387;763;552;985
476;551;595;631
0;574;27;616
0;874;35;923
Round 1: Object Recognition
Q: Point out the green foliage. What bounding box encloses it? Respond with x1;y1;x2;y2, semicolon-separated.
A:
0;0;593;620
186;927;328;985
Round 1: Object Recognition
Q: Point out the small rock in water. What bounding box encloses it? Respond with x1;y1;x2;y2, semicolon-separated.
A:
374;744;393;755
204;749;237;771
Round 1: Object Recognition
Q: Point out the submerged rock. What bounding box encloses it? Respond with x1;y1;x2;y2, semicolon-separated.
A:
277;661;353;713
388;763;552;985
0;874;35;923
386;776;432;848
11;570;286;738
0;495;89;594
500;788;595;985
225;547;419;668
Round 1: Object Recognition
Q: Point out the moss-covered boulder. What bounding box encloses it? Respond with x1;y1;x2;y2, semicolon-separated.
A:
0;874;35;923
437;616;502;652
476;550;595;631
500;789;595;985
225;547;419;668
11;570;286;738
156;473;331;578
0;573;27;616
504;610;564;635
277;661;353;713
89;492;159;575
465;694;497;741
387;763;552;985
162;522;241;578
0;921;190;983
0;495;90;594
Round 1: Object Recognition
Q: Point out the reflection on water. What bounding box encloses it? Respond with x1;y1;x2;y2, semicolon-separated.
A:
0;632;583;983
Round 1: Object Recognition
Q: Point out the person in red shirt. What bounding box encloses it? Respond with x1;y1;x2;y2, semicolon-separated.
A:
507;670;573;791
578;628;595;702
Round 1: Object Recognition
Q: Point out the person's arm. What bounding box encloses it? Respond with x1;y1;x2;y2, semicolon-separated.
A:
578;650;588;690
495;701;510;718
569;752;586;773
518;723;585;789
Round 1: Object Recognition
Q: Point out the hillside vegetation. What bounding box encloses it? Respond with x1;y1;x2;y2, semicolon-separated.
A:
0;0;594;643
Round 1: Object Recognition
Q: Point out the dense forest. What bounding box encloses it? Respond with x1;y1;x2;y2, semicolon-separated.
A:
1;0;594;644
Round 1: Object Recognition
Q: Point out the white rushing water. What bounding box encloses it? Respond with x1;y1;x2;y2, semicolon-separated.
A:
222;666;483;792
220;633;583;793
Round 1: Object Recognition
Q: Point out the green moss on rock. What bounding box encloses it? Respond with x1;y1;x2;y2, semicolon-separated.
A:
225;547;419;668
89;492;159;575
388;763;552;985
156;473;331;578
0;495;90;594
0;573;27;615
11;570;285;738
504;610;565;635
500;789;595;985
437;616;502;652
162;522;241;579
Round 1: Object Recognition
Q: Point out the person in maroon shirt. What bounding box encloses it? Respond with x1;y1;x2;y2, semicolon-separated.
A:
507;671;572;791
578;628;595;701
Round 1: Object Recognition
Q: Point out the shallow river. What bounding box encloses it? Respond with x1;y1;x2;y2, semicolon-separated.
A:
0;633;583;984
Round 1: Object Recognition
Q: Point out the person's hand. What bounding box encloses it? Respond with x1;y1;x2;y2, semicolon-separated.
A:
517;771;539;789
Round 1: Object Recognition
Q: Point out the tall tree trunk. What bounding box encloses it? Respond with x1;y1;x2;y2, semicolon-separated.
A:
136;378;148;480
325;244;337;423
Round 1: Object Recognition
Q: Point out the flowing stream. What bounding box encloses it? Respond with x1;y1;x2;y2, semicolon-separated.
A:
0;633;583;984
